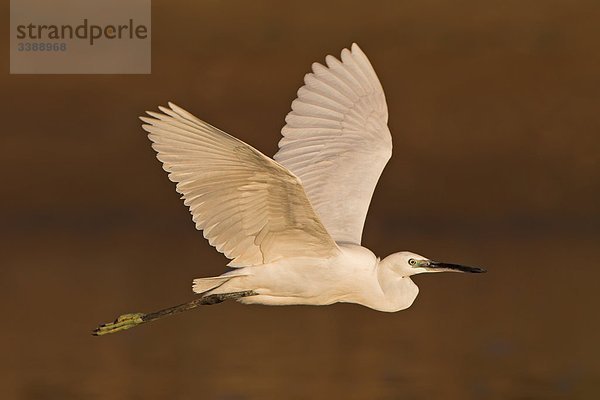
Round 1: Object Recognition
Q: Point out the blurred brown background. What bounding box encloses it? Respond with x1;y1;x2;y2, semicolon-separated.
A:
2;0;599;399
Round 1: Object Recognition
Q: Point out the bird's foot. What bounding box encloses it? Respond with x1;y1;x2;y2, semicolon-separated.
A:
92;313;146;336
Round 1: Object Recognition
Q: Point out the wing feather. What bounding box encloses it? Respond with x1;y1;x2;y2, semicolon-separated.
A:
142;103;339;267
274;43;392;244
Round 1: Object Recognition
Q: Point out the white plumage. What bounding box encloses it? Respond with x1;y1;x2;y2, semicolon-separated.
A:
141;103;338;268
275;43;391;244
140;43;484;312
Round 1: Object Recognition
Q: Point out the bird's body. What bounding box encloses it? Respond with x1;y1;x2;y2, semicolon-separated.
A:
94;43;484;336
208;244;419;312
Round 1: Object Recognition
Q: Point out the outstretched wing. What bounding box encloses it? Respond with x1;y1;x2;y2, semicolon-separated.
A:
141;103;340;267
274;43;392;245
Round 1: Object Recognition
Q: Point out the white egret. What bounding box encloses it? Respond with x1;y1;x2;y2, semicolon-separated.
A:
94;43;485;336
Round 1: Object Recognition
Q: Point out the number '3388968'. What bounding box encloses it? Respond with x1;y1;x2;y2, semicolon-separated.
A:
17;42;67;51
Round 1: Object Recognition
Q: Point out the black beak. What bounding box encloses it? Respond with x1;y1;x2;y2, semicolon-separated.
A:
429;261;486;273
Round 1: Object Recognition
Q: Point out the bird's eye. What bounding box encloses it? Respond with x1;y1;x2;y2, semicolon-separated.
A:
408;259;417;266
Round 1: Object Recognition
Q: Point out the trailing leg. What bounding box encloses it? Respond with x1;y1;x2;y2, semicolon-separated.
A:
92;290;257;336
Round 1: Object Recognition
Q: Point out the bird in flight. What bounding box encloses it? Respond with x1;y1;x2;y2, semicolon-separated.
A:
94;43;485;336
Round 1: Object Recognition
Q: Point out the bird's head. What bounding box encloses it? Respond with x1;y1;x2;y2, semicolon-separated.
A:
383;251;486;277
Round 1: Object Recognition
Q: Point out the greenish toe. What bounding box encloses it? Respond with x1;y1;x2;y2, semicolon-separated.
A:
93;313;146;336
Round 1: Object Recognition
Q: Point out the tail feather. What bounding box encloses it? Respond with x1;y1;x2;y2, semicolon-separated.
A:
192;276;232;294
192;271;250;294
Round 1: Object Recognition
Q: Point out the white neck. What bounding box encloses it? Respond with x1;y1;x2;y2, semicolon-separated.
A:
374;257;420;312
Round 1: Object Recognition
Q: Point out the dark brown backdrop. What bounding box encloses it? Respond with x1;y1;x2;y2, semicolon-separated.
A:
2;1;599;399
